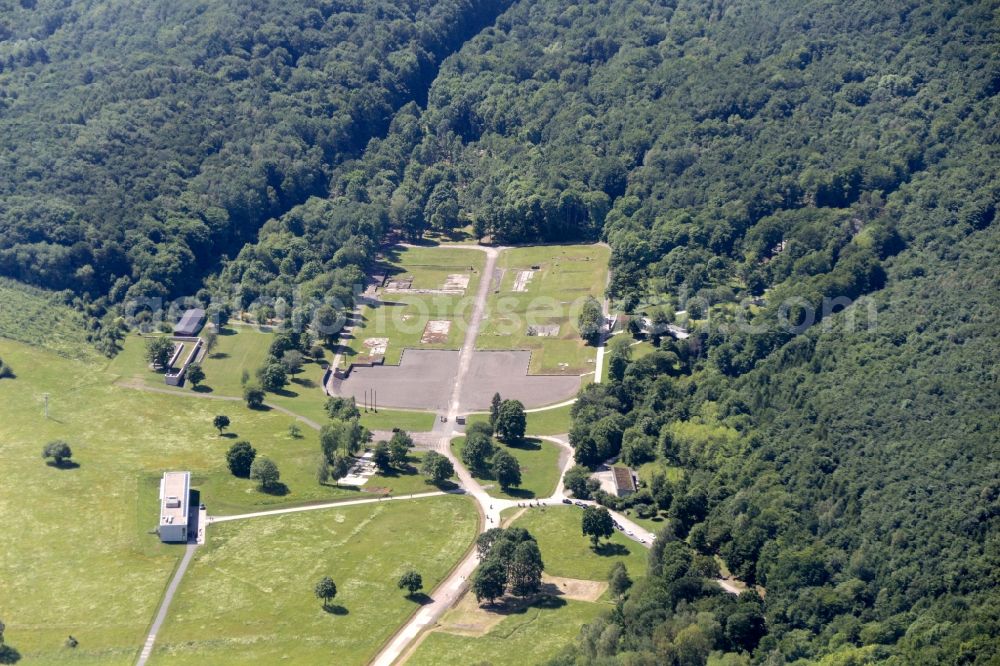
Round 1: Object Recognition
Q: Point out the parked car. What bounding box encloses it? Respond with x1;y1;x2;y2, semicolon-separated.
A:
562;498;572;505
575;501;587;508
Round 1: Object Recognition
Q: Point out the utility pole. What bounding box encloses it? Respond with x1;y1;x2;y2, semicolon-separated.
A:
374;389;377;413
364;389;369;412
42;393;50;419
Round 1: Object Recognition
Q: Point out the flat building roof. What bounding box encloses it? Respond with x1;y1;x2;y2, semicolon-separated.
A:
612;466;636;493
160;471;190;527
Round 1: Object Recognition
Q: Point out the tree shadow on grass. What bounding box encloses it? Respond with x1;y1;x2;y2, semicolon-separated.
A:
260;482;289;496
209;352;230;359
480;593;566;616
432;480;460;492
220;432;238;439
406;592;433;605
248;404;273;412
46;460;80;470
531;594;568;610
502;487;536;500
192;385;214;393
218;327;237;336
322;604;349;615
292;377;317;389
509;438;541;451
0;644;22;664
594;542;629;557
271;387;299;398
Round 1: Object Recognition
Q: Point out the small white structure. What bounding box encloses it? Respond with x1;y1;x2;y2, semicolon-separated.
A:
338;451;377;487
159;471;190;543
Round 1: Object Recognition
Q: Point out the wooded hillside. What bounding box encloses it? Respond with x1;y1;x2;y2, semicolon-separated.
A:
0;0;996;663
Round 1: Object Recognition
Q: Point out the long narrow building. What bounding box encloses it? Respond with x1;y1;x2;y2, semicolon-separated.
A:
158;471;190;543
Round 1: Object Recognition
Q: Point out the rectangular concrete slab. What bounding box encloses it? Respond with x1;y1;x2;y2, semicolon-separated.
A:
329;349;581;412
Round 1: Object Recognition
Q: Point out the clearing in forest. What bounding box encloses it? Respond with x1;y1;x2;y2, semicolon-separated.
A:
477;244;609;375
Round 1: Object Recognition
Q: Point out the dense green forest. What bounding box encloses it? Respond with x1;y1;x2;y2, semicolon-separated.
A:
1;0;997;663
380;0;995;662
0;0;514;348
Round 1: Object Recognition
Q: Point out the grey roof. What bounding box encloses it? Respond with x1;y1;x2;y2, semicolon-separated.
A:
174;308;205;334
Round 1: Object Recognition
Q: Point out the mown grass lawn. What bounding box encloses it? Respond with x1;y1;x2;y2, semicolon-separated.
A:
509;506;649;581
151;495;478;665
451;436;562;500
0;338;439;664
477;244;608;375
108;326;435;434
406;598;607;666
340;245;485;366
466;403;574;437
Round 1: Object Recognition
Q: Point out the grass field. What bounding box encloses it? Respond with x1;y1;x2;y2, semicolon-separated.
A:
508;506;649;581
407;598;606;666
477;244;609;375
340;245;486;366
107;327;435;434
451;436;563;500
466;402;574;437
151;495;478;664
0;278;102;362
0;338;443;664
629;339;658;360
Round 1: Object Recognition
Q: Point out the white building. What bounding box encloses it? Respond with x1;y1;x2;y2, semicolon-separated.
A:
159;471;190;543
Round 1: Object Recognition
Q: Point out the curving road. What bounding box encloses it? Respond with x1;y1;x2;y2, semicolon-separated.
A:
126;242;729;666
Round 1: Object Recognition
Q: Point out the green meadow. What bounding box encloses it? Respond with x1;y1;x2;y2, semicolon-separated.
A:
451;436;563;500
477;244;609;375
340;245;486;366
0;338;445;663
151;495;478;664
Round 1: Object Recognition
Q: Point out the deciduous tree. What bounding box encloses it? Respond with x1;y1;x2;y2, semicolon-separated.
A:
185;362;205;387
472;558;507;605
243;384;265;409
398;570;423;596
145;336;174;370
250;456;280;490
281;349;304;375
257;362;287;391
489;392;502;430
608;562;632;597
373;441;392;472
41;440;73;466
582;506;614;548
509;540;544;597
226;441;256;478
462;432;494;474
420;451;454;485
578;296;604;344
495;399;526;443
491;449;522;490
315;576;337;608
213;414;230;435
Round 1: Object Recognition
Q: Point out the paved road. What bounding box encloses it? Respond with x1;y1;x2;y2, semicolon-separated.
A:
371;246;507;666
135;540;198;665
372;249;615;666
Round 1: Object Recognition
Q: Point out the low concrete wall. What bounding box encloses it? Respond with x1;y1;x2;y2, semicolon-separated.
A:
165;337;203;386
334;354;385;380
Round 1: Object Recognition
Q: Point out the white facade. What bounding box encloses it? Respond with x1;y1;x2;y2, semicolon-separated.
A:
159;471;190;543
